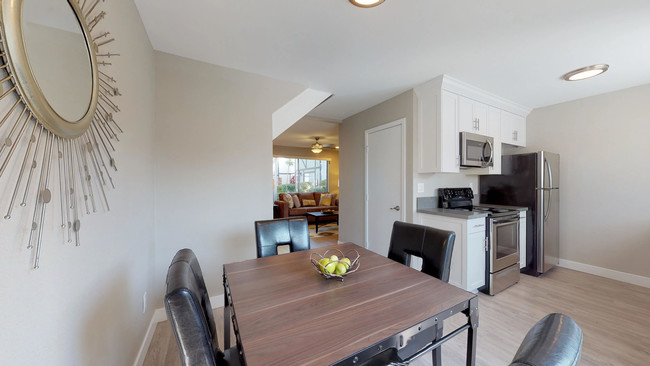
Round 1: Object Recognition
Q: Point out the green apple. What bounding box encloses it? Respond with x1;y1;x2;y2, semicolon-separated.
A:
340;257;351;269
329;255;339;262
318;258;330;273
335;263;348;275
324;261;338;274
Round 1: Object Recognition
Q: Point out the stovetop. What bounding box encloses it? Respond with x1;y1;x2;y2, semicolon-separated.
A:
438;187;519;218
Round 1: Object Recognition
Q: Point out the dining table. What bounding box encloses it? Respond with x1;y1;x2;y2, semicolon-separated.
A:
223;242;478;366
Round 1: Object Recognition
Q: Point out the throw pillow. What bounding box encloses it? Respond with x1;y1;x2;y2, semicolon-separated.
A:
292;195;301;208
280;193;294;209
329;193;338;206
319;193;332;206
302;199;316;207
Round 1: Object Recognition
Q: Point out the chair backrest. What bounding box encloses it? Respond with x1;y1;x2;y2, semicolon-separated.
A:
165;248;219;366
510;313;583;366
387;221;456;282
254;217;310;258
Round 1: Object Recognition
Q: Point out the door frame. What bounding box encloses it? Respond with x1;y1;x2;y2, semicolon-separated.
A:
364;118;406;249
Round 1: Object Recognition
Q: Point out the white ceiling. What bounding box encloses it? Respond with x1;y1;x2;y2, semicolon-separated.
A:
273;116;340;148
134;0;650;124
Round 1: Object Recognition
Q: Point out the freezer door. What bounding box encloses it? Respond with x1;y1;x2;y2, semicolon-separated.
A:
537;187;560;273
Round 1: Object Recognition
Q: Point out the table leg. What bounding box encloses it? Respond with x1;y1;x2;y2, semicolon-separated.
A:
223;273;231;349
315;216;320;233
431;325;443;366
464;297;479;366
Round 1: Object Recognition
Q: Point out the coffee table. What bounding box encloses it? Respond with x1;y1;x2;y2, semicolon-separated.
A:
306;211;338;233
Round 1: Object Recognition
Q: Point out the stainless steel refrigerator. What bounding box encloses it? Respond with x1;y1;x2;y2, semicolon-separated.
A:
479;151;560;276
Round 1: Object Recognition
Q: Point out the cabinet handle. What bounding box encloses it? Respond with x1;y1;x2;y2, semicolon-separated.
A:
513;130;518;141
484;237;488;252
473;224;484;228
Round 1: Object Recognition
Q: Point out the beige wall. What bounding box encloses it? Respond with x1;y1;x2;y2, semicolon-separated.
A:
525;83;650;278
153;52;306;305
272;145;340;195
0;0;157;364
339;90;415;246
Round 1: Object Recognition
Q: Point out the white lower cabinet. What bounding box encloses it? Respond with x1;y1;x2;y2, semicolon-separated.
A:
418;214;486;292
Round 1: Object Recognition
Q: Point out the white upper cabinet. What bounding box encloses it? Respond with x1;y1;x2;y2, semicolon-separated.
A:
459;96;488;135
501;110;527;147
414;75;530;174
414;81;460;173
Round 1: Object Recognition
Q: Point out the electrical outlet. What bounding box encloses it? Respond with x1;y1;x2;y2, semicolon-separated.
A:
142;291;147;314
417;183;424;193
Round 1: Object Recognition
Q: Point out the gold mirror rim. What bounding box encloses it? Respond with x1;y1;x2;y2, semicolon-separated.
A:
0;0;99;138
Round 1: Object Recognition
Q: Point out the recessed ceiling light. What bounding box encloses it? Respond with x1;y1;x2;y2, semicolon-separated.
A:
562;64;609;81
349;0;385;8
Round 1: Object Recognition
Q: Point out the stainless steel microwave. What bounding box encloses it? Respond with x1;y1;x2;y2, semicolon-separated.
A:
460;131;494;168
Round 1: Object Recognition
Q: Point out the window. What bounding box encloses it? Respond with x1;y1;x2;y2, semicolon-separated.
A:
273;157;328;199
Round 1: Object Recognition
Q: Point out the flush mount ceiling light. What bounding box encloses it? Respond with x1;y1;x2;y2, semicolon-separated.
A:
311;137;323;154
562;64;609;81
349;0;385;8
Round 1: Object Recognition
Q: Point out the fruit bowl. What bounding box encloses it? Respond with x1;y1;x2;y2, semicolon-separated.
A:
310;249;360;281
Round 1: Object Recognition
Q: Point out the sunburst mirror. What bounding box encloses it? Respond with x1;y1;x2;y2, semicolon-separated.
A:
0;0;120;268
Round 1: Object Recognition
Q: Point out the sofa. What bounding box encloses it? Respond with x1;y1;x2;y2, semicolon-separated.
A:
274;192;338;222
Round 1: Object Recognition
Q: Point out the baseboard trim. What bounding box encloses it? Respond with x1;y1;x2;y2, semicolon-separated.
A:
558;259;650;288
133;293;224;366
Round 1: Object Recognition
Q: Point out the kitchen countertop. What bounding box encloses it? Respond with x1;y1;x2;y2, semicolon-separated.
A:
417;207;488;220
477;204;528;212
416;196;527;219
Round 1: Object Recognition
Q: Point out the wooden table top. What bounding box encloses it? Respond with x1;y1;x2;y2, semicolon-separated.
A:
223;243;476;366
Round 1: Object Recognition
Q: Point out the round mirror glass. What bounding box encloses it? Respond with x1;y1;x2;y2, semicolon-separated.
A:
22;0;93;122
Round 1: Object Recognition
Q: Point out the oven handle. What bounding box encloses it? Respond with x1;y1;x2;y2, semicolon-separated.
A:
491;216;520;225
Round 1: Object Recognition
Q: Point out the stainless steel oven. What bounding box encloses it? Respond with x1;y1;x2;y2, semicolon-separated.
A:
486;211;520;295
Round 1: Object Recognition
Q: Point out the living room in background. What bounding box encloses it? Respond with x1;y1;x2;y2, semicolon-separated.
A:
273;157;329;199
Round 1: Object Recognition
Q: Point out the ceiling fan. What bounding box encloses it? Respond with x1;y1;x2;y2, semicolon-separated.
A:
311;137;338;153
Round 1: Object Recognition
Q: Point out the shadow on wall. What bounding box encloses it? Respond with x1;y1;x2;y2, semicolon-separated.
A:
81;266;137;365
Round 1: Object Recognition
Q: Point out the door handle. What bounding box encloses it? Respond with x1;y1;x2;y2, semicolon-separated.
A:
390;205;401;211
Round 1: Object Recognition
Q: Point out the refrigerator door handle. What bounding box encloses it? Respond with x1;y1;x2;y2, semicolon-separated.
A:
544;189;552;222
544;156;553;189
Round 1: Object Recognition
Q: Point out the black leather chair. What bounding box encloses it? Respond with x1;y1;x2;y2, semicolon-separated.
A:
510;313;583;366
165;248;240;366
254;217;310;258
383;221;456;366
388;221;456;283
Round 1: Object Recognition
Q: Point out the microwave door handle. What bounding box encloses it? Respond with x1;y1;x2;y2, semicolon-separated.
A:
482;139;494;166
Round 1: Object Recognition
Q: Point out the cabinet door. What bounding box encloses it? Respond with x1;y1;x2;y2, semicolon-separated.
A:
466;230;487;291
501;111;526;147
458;96;488;135
473;102;488;135
486;107;501;175
458;96;474;133
440;91;460;173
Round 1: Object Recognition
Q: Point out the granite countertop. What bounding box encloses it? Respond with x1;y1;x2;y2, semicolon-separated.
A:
417;207;489;220
477;203;528;211
415;196;527;219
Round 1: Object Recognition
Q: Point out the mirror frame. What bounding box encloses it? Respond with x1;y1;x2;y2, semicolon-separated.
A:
0;0;99;138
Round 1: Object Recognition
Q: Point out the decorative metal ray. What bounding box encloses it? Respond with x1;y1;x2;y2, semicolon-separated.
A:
0;0;120;268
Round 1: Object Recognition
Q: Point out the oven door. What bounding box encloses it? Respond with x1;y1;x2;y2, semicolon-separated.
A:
489;214;520;273
460;132;494;168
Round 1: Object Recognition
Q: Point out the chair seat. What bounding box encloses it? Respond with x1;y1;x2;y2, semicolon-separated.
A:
510;313;583;366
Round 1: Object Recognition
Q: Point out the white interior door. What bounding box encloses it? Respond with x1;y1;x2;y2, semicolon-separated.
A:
365;119;405;256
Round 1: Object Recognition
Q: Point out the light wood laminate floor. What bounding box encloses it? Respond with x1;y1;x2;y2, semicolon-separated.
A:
144;267;650;366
